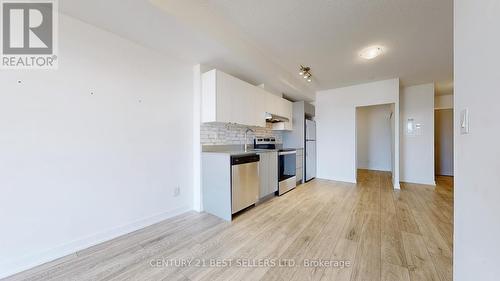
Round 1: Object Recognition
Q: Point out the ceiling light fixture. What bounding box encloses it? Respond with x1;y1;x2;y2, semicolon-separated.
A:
359;45;384;60
299;65;312;82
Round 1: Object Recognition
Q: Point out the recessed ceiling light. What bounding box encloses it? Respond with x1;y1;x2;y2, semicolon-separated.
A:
359;46;384;60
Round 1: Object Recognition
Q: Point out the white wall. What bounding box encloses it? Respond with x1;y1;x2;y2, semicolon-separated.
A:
316;78;400;186
435;94;453;109
356;104;393;171
390;103;396;180
455;1;500;280
400;84;435;185
0;15;194;278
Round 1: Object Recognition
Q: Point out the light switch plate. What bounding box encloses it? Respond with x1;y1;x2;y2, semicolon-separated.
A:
406;118;415;135
415;123;423;136
460;109;469;134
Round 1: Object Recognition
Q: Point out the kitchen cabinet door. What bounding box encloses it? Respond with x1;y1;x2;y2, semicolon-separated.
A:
201;69;233;123
202;69;290;128
218;71;252;126
305;141;316;181
296;168;303;183
258;153;270;198
245;83;258;126
284;100;293;122
215;71;234;123
296;149;303;184
279;99;288;117
258;152;278;198
270;99;293;131
254;88;268;127
203;70;262;126
240;83;261;127
268;152;278;193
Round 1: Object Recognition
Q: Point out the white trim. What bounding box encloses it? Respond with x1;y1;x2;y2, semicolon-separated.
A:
192;64;202;212
400;180;437;186
0;206;191;279
315;177;356;184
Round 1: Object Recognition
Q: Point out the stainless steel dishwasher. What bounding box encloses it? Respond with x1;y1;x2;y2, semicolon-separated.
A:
231;154;260;214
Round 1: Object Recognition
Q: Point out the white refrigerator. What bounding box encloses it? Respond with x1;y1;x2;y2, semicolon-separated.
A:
305;119;316;181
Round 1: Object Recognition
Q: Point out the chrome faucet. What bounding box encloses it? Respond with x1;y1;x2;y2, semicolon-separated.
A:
244;127;254;152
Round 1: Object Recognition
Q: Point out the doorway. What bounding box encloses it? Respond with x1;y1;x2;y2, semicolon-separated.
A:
356;104;395;178
435;109;454;176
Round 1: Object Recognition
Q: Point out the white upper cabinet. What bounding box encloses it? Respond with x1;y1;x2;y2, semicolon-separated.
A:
221;72;255;126
254;87;268;127
270;98;293;131
264;91;280;115
201;69;292;129
282;99;293;121
202;70;261;127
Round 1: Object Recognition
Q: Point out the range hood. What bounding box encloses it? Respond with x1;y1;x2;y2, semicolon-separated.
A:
265;113;290;123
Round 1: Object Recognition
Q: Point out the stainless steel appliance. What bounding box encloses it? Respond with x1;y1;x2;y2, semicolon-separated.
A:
305;119;316;181
278;149;296;195
231;154;260;214
265;113;290;123
253;137;277;150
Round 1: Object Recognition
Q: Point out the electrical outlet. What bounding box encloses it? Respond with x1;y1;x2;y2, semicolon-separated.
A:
174;186;180;197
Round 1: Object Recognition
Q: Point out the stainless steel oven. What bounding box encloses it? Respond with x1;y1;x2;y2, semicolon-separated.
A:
278;149;296;195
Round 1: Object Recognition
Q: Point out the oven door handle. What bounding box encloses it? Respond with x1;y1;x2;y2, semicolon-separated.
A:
279;151;296;155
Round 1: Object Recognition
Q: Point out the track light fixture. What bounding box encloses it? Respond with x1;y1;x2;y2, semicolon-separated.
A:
299;65;312;82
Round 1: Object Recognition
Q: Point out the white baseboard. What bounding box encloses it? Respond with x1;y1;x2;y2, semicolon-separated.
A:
0;206;191;279
316;176;357;184
400;179;437;186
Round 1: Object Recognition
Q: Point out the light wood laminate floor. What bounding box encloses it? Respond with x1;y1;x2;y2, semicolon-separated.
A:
4;170;453;281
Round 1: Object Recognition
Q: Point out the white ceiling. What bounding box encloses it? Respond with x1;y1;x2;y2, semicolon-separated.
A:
60;0;453;100
205;0;453;91
59;0;315;101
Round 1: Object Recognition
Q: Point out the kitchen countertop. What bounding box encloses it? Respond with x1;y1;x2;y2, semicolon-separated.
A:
202;144;302;156
202;150;261;156
202;149;305;157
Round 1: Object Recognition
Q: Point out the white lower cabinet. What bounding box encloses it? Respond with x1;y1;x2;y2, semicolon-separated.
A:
296;149;304;184
258;151;278;198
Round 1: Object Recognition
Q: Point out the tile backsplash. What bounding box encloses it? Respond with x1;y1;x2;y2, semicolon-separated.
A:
201;123;283;145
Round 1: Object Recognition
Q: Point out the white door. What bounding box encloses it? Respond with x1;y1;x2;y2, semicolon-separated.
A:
306;140;316;181
306;120;316;140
